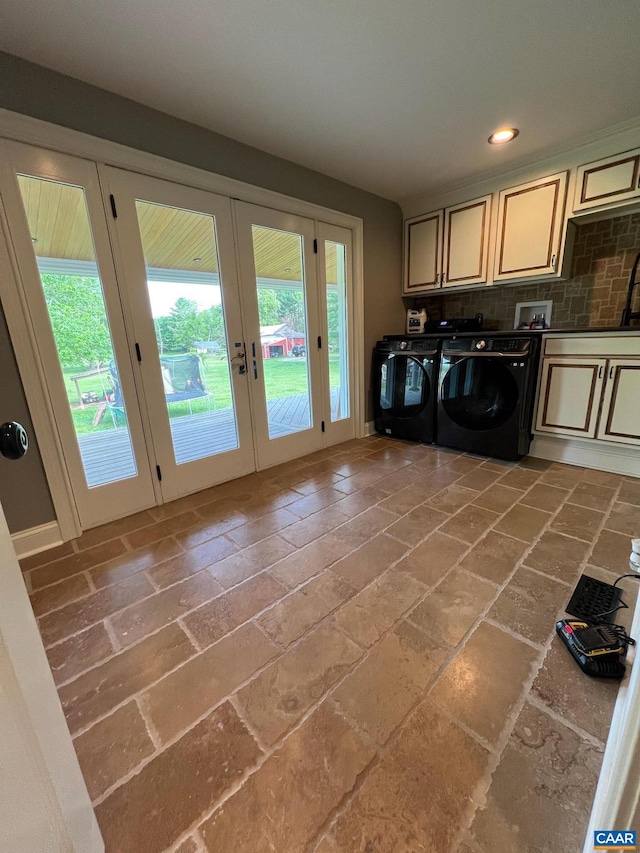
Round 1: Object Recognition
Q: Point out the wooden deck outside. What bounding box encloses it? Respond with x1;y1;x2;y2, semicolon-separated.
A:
77;392;316;488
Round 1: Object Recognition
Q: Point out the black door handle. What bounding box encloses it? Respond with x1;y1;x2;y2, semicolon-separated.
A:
0;421;29;460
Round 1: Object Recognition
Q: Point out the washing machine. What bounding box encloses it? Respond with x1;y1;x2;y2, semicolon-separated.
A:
373;337;439;442
437;335;540;460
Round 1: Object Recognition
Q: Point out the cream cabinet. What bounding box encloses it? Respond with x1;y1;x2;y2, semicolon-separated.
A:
493;171;568;282
597;359;640;446
574;148;640;213
535;336;640;446
535;357;606;438
442;195;492;288
404;210;443;293
403;194;491;294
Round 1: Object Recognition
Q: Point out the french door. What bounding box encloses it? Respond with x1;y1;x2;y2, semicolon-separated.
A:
234;203;324;467
102;168;255;498
0;142;157;529
0;142;357;531
234;205;356;467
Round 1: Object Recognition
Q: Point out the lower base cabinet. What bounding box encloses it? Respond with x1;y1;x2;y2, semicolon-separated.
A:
535;336;640;449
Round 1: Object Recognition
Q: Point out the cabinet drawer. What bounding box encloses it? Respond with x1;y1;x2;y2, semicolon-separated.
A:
543;335;640;358
574;148;640;212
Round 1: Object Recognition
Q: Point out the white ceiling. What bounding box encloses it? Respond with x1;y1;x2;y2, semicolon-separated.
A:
2;0;640;202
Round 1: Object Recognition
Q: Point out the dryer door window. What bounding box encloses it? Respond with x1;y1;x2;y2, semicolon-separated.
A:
441;358;519;430
379;355;432;417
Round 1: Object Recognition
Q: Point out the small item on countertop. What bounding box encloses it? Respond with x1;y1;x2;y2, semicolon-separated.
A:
528;313;547;330
406;308;428;335
630;537;640;572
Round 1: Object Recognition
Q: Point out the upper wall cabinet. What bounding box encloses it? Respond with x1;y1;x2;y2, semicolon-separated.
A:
493;171;568;282
442;195;492;288
404;210;443;292
574;148;640;213
403;194;491;294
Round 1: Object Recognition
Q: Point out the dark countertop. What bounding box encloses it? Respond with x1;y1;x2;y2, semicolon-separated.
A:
386;326;640;339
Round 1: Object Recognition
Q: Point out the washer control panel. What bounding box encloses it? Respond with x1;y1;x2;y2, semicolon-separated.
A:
466;338;531;354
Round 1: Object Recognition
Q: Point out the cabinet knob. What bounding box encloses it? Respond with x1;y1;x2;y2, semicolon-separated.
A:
551;253;557;270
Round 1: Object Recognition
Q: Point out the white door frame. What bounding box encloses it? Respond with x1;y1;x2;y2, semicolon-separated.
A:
101;166;256;498
0;110;364;541
0;192;81;540
0;492;103;851
582;594;640;851
316;221;357;446
234;200;326;468
0;141;159;531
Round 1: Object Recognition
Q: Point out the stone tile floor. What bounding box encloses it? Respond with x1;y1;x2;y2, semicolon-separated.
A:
21;437;640;853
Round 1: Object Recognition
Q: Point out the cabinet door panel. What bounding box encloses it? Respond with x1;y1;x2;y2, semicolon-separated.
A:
597;359;640;446
535;357;606;438
404;211;442;293
443;195;491;287
495;172;568;281
575;149;640;212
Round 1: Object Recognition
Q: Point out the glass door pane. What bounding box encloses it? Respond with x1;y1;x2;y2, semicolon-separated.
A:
324;239;350;422
16;176;138;489
234;202;324;468
251;225;311;439
134;200;239;463
103;167;255;500
2;143;157;531
318;222;355;445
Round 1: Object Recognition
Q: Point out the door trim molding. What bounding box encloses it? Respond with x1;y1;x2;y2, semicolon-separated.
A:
0;196;81;541
582;595;640;851
11;521;63;560
0;110;366;535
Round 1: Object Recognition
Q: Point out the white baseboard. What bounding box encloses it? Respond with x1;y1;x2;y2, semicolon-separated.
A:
363;420;377;437
530;434;640;478
11;521;63;560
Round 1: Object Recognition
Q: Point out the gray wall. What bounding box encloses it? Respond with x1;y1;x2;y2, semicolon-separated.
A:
0;52;404;534
0;303;56;531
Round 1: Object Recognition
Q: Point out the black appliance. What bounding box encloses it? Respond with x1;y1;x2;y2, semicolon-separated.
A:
373;338;439;442
424;314;483;333
437;335;539;460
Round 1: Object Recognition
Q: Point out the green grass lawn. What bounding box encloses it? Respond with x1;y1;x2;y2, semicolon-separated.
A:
64;353;343;434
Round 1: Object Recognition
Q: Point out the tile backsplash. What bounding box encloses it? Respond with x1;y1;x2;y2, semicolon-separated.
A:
417;212;640;330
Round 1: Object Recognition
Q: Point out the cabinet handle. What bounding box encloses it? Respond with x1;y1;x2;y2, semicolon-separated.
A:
609;366;614;380
598;365;603;379
551;253;557;270
442;273;446;285
435;273;440;285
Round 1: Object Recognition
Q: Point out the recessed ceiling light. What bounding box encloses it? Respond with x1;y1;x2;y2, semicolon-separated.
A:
31;237;38;243
284;267;291;273
193;257;202;262
488;127;519;145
